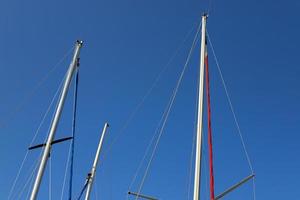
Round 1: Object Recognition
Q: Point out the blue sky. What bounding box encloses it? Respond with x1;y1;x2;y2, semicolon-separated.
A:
1;0;300;199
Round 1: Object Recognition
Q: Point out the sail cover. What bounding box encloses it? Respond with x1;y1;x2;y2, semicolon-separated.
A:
204;36;215;200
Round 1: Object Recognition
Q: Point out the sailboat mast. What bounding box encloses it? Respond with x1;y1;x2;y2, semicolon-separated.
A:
84;122;109;200
193;14;207;200
30;40;83;200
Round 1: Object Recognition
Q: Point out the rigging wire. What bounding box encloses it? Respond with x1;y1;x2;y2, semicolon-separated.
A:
21;101;60;200
8;74;69;199
7;48;74;200
206;32;254;173
60;66;79;200
127;23;202;200
59;68;79;200
23;71;68;200
10;45;77;199
102;23;198;161
206;32;256;199
7;152;29;200
126;23;202;199
60;139;73;200
126;80;174;200
75;178;90;200
60;67;79;200
15;155;41;199
134;23;201;200
126;119;162;199
0;46;74;129
25;170;35;200
69;66;80;200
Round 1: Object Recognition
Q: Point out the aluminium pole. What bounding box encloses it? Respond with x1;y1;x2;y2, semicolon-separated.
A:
193;14;207;200
84;122;109;200
30;40;83;200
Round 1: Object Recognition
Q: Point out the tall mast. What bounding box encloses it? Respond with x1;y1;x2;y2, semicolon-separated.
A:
193;14;207;200
30;40;83;200
84;122;109;200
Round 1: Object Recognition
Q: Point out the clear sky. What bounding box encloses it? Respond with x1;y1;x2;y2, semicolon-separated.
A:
1;0;300;199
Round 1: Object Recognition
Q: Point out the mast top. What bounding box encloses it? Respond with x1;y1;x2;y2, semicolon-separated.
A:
202;13;208;18
76;40;83;46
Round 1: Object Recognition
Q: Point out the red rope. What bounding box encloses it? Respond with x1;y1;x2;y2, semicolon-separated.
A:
205;41;215;200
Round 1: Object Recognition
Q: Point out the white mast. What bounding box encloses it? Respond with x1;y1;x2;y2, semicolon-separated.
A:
193;14;207;200
30;40;83;200
84;122;109;200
